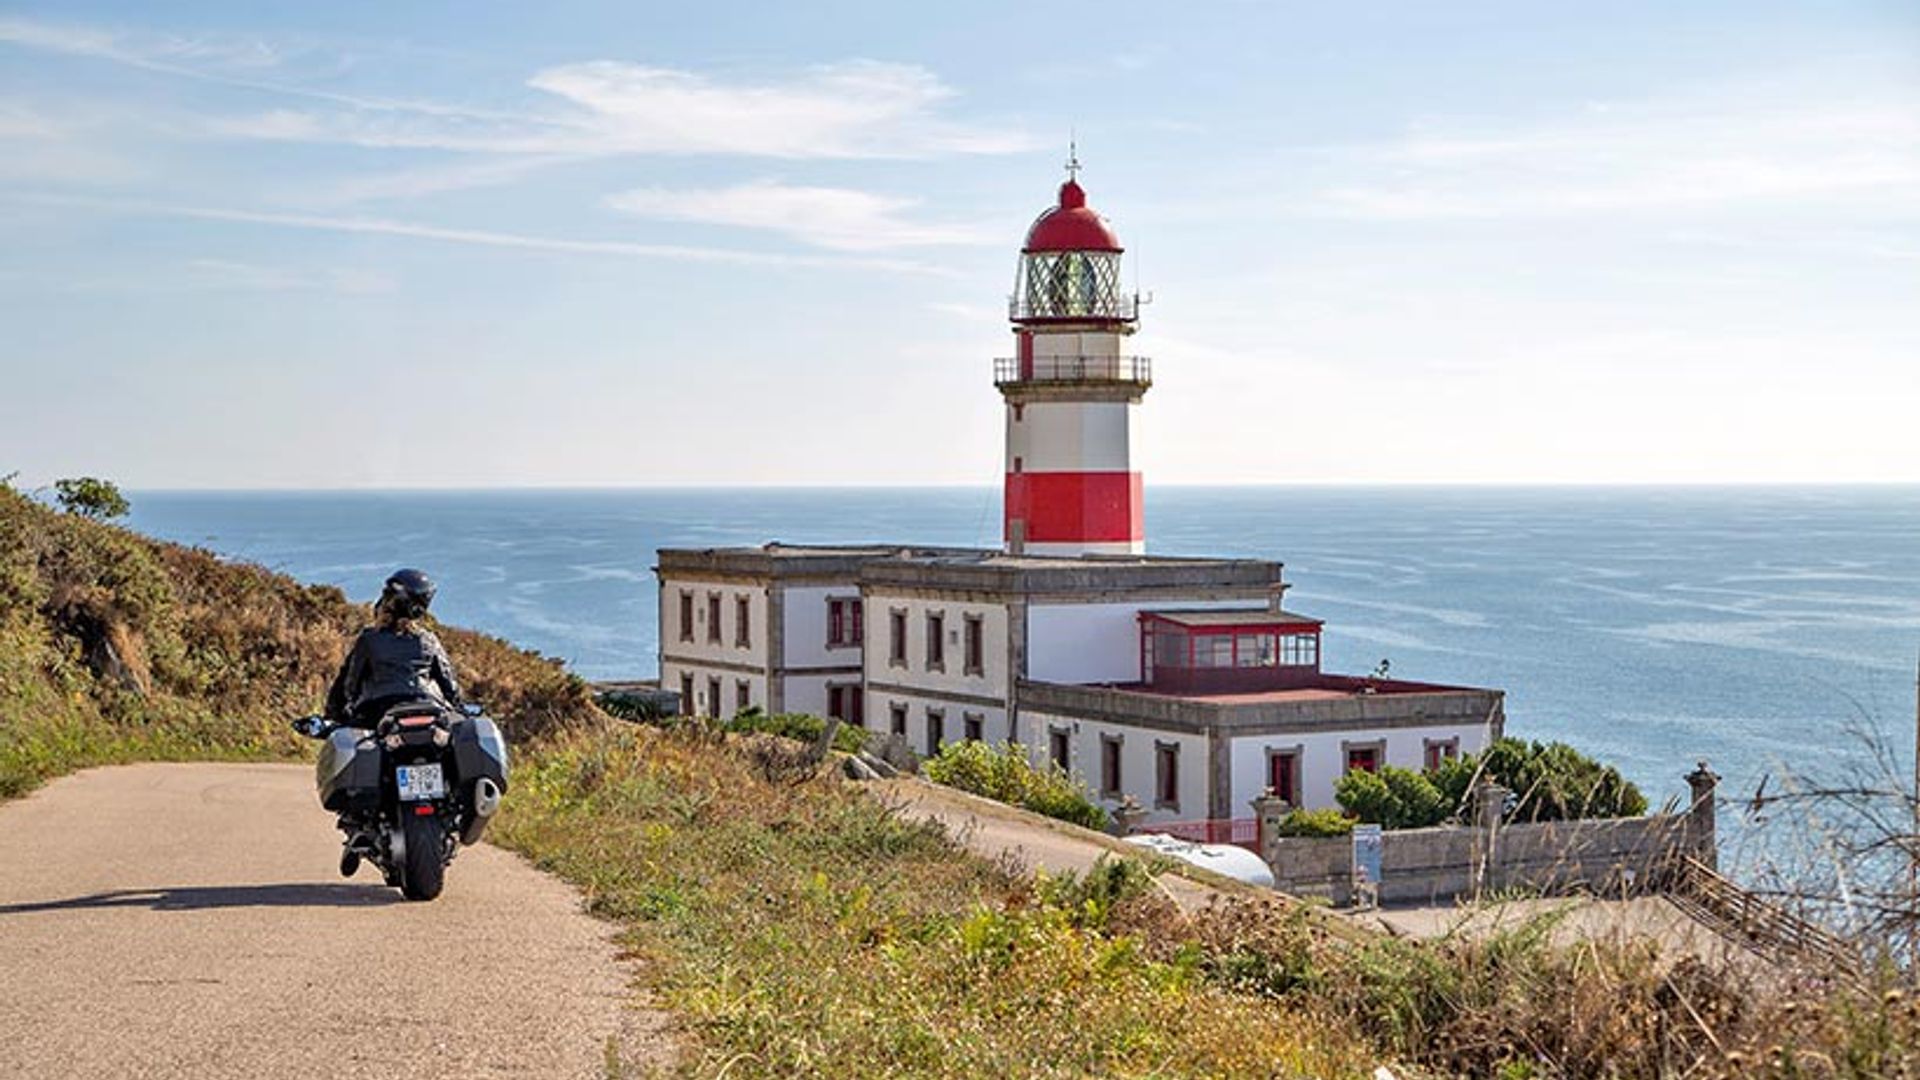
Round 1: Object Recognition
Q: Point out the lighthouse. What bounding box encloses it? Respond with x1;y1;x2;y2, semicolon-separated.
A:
996;157;1149;556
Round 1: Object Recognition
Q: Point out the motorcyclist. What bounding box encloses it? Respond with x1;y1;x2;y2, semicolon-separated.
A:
324;568;462;727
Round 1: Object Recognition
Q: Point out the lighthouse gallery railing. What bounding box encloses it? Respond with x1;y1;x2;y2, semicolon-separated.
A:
993;356;1152;386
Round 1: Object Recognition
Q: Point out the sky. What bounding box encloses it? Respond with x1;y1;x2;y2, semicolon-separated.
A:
1;1;1916;489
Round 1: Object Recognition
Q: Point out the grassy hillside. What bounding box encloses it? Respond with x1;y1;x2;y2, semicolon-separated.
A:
0;484;599;798
499;725;1919;1079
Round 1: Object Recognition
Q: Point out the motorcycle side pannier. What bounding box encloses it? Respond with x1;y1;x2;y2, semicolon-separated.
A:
450;715;510;795
317;727;383;814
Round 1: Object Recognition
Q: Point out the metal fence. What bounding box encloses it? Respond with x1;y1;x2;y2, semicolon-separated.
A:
992;356;1152;386
1147;817;1259;849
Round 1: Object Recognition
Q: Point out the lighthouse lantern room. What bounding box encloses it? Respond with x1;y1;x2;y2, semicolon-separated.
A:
996;156;1150;556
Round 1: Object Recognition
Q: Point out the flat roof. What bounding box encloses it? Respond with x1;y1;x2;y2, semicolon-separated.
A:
658;541;1286;596
1113;675;1484;703
1141;608;1324;629
1018;675;1505;735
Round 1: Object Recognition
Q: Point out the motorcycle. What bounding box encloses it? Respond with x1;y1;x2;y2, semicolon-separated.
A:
291;702;509;901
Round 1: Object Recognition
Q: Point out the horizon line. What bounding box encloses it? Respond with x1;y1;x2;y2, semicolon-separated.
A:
108;479;1920;495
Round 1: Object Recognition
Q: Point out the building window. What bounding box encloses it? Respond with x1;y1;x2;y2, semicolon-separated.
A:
1267;749;1301;808
678;591;694;643
889;609;908;667
679;672;694;717
926;710;945;757
706;676;721;719
1048;727;1070;771
735;679;750;714
1344;743;1382;775
963;712;984;742
963;614;984;676
890;702;907;737
828;685;864;728
1155;742;1180;810
827;597;863;648
706;593;722;644
1281;632;1319;667
1236;632;1278;668
926;611;945;671
1424;738;1460;773
1100;735;1123;798
734;595;751;648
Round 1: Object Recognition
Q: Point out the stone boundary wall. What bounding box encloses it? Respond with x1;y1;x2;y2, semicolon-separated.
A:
1258;764;1720;907
1267;815;1695;906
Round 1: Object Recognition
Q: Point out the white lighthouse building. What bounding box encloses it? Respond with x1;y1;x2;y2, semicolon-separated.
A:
655;162;1505;837
1000;162;1147;556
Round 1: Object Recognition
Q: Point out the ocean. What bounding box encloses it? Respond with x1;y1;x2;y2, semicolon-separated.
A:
128;486;1920;821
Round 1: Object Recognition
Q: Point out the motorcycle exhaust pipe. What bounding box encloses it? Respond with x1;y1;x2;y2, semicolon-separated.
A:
460;778;502;846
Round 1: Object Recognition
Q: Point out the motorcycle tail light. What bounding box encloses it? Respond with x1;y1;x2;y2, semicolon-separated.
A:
432;728;451;747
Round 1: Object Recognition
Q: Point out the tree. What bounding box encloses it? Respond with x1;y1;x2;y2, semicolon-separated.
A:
53;477;129;521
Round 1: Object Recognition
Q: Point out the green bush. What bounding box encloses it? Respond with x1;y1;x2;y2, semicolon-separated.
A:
1336;740;1646;829
1275;807;1354;837
722;708;868;754
1429;752;1482;813
1477;737;1647;822
1335;765;1448;830
924;739;1110;831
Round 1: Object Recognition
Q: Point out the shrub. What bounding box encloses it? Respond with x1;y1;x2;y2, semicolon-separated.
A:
1476;737;1647;822
924;739;1110;831
1335;765;1448;830
1339;740;1647;829
1275;807;1354;837
720;708;868;754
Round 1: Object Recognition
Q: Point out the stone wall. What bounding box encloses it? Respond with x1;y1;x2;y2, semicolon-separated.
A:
1257;764;1719;906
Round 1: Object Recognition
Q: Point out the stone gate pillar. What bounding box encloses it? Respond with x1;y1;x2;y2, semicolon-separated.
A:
1470;781;1508;898
1684;761;1720;872
1250;789;1291;866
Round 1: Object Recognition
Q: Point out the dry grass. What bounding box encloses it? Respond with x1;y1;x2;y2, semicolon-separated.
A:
499;721;1919;1079
494;724;1378;1079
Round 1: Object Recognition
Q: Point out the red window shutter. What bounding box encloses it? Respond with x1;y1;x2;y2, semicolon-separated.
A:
828;602;843;646
851;601;864;641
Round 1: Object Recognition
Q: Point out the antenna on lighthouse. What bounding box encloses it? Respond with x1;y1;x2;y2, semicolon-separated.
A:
1065;134;1081;180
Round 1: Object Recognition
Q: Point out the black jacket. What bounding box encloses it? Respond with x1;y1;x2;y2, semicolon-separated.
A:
324;625;461;726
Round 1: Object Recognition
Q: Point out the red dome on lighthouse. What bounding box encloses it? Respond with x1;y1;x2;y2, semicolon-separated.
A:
1023;178;1123;254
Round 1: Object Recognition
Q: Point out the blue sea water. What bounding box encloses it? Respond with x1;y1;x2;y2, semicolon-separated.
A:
127;486;1920;817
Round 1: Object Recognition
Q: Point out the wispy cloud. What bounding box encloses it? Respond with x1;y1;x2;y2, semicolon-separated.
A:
3;17;1033;163
304;155;583;206
529;59;1033;158
0;17;284;74
9;192;947;273
606;180;987;251
1318;89;1920;220
204;59;1037;162
0;16;551;122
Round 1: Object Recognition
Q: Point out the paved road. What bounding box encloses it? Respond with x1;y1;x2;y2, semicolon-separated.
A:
0;763;670;1079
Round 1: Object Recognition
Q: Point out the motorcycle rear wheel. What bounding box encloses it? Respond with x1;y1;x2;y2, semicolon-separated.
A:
399;812;447;901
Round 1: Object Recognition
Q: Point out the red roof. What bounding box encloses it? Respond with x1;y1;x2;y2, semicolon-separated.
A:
1023;179;1122;254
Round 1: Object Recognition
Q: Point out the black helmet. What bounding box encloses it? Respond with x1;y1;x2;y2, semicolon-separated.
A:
380;568;436;619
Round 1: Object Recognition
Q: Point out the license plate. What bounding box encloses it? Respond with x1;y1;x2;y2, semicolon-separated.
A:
395;764;446;801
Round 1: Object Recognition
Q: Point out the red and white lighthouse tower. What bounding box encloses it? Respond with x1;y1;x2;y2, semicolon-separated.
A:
997;158;1149;556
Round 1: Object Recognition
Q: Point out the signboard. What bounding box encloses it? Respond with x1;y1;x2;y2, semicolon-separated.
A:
1351;824;1383;910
